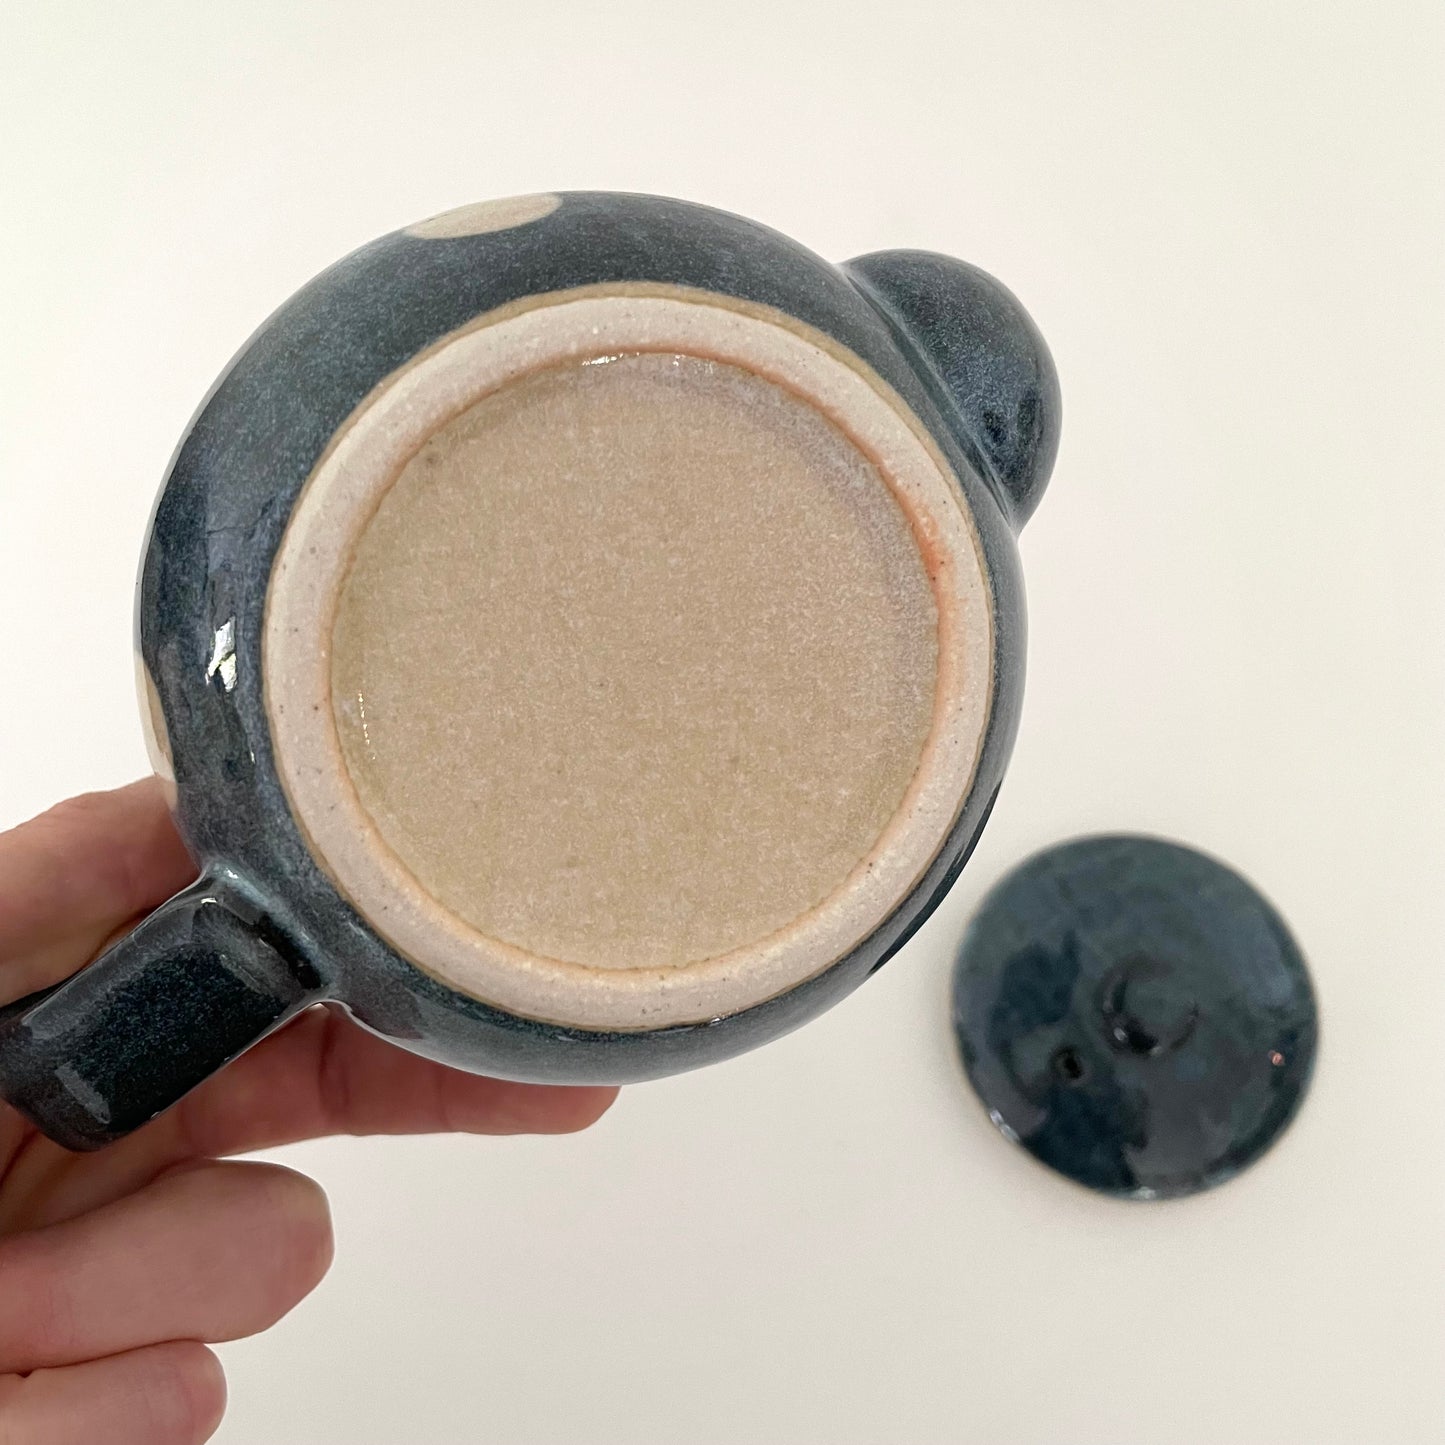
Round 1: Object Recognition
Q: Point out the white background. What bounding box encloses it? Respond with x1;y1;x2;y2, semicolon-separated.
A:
2;3;1443;1441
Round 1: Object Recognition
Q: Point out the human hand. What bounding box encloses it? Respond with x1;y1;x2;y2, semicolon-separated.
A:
0;780;618;1443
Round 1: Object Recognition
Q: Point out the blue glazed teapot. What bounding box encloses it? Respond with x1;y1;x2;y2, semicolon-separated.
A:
0;192;1059;1149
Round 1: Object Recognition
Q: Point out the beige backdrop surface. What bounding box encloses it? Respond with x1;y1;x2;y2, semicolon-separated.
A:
1;2;1442;1441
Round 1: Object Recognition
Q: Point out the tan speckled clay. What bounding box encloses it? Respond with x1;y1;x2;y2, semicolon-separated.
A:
264;287;993;1030
330;352;938;972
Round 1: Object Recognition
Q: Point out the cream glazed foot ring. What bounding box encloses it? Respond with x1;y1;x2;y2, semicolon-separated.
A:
0;191;1060;1150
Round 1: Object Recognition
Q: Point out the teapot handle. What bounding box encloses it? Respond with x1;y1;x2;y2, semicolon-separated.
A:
0;873;324;1151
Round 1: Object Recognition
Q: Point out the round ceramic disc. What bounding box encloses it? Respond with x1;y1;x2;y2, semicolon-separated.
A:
951;836;1318;1199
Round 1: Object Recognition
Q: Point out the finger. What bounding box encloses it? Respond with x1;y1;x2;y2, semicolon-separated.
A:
0;1160;332;1372
5;1009;618;1229
173;1006;621;1152
0;1340;226;1445
0;780;196;1003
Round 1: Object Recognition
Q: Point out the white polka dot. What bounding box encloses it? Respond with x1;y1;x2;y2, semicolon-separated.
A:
405;193;561;240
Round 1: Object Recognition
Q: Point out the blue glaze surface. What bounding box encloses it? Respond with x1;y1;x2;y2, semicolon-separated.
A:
952;835;1319;1199
0;875;322;1150
0;192;1059;1147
